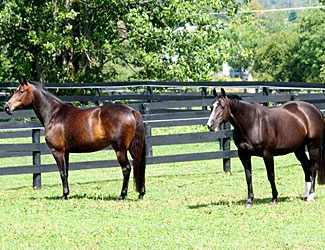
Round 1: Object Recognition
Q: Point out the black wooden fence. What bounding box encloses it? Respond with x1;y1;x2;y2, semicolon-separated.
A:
1;81;325;189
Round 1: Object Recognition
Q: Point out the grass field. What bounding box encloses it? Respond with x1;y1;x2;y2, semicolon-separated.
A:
1;128;325;249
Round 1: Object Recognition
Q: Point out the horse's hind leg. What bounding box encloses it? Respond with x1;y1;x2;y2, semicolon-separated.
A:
294;145;311;200
307;145;321;202
115;149;131;200
52;150;70;200
129;147;146;199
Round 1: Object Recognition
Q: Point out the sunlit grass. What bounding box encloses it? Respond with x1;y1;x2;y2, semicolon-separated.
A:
1;128;325;249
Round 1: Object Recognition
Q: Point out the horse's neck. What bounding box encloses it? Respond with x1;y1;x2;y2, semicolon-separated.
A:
32;86;64;127
229;101;257;134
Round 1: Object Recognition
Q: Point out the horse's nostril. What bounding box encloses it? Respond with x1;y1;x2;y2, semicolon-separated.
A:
5;106;11;115
207;125;214;132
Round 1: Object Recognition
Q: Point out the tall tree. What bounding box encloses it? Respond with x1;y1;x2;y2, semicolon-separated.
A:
0;0;249;83
294;10;325;82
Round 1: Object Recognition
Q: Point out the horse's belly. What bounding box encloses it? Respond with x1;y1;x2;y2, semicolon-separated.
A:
272;147;299;156
68;138;110;153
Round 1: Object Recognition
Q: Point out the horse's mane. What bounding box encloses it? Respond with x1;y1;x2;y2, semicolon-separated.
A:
218;94;243;102
29;81;64;104
227;94;243;101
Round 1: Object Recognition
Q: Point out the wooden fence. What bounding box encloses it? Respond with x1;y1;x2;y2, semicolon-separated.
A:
1;81;325;189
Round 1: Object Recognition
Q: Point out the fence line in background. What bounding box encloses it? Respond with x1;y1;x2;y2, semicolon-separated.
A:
1;82;325;188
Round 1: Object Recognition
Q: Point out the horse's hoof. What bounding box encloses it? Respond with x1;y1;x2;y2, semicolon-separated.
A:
117;196;125;201
245;203;253;208
269;201;278;206
306;193;315;203
61;196;68;200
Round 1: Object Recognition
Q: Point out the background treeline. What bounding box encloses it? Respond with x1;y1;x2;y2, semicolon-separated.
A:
0;0;324;83
229;0;325;82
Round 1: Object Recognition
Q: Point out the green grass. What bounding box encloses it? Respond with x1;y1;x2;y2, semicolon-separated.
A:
1;129;325;249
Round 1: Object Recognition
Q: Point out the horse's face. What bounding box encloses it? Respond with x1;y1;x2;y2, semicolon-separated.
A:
5;77;34;115
207;88;230;132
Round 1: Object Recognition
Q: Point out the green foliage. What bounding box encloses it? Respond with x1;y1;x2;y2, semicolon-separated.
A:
0;1;121;82
119;0;250;81
230;2;325;82
251;32;299;81
294;10;325;82
0;0;250;83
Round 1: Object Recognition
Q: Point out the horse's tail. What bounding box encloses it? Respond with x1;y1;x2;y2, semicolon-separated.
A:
317;123;325;184
130;110;146;195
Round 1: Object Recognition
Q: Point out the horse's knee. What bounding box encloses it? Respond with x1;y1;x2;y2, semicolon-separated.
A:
122;165;131;177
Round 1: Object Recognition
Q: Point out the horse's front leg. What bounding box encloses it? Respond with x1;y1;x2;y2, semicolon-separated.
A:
263;151;278;205
52;150;70;200
238;150;254;207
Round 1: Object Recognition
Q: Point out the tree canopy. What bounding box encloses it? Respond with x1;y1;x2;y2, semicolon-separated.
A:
0;0;249;83
230;0;325;83
1;0;324;83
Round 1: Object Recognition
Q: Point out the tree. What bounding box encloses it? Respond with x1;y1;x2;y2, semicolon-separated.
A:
251;32;298;81
0;0;128;83
0;0;250;83
120;0;251;81
294;10;325;82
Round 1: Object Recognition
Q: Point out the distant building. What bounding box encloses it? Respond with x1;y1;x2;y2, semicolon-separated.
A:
222;62;251;80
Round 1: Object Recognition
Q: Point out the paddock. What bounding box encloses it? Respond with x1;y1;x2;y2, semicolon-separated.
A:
1;81;325;249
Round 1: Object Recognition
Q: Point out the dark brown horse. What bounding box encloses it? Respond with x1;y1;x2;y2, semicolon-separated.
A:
5;77;146;200
207;88;325;207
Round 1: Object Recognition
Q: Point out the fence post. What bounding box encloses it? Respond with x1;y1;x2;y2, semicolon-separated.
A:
142;103;153;157
291;94;299;101
219;123;224;150
146;86;153;103
201;87;207;111
95;89;101;106
222;122;231;173
32;129;41;189
262;87;269;107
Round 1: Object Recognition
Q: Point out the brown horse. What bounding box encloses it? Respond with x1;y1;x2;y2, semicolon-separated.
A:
5;77;146;200
207;88;325;207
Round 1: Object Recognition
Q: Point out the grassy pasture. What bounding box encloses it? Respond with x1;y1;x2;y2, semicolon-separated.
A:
1;126;325;249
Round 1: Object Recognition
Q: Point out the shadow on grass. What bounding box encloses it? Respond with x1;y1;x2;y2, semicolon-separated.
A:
30;193;138;201
7;178;121;191
188;196;293;209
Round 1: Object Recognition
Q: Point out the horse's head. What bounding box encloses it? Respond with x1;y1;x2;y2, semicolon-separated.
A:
5;77;34;115
207;88;231;132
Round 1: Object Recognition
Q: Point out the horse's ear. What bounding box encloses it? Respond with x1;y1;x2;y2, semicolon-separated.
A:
221;88;226;98
213;88;218;97
19;76;27;85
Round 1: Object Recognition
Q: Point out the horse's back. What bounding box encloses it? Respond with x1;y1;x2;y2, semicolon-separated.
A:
47;104;138;153
280;101;323;139
245;101;323;155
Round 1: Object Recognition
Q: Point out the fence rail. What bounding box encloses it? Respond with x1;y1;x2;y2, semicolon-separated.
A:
1;80;325;89
1;81;325;189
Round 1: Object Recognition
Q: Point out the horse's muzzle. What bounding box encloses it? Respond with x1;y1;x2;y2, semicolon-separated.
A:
4;105;12;115
207;125;215;132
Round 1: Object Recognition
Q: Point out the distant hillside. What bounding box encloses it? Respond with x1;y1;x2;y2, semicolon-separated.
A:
258;0;318;8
